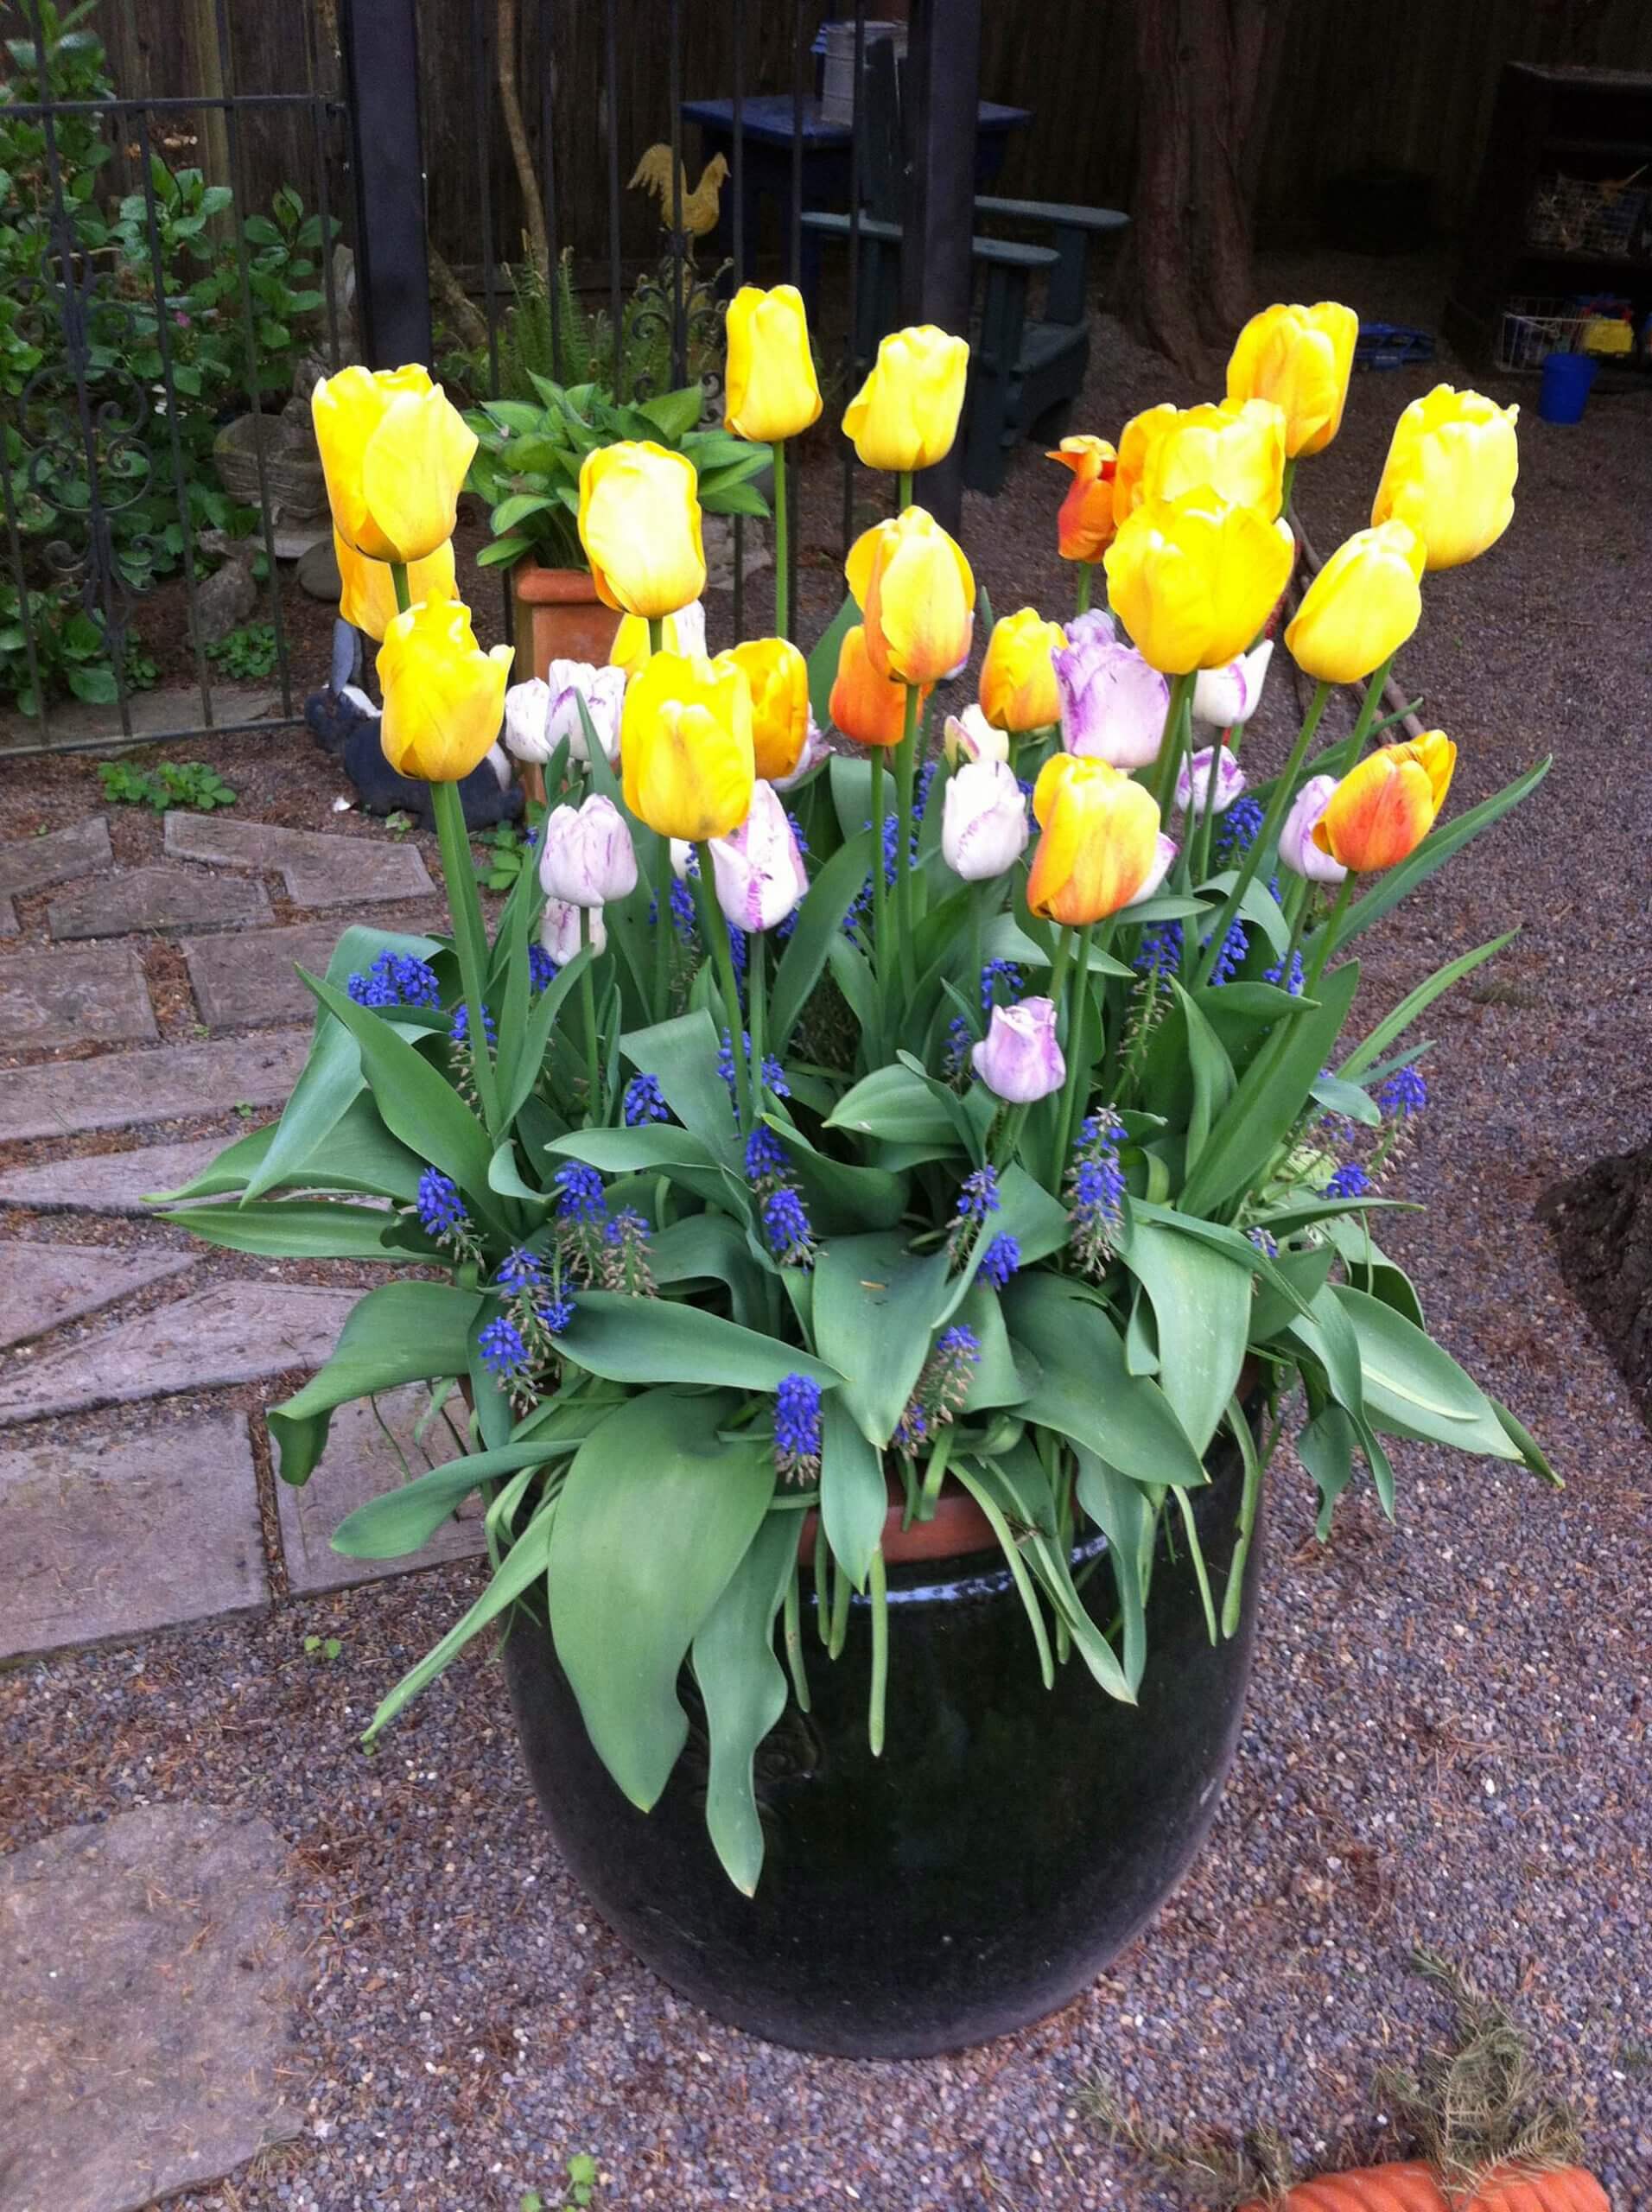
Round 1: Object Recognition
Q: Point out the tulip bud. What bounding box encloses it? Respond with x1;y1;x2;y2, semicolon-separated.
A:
772;718;830;791
721;637;810;782
541;896;607;965
503;663;626;766
1371;385;1518;571
708;780;809;932
944;703;1010;766
842;324;970;473
613;598;707;677
1226;302;1359;459
972;998;1064;1104
1053;630;1170;771
1045;434;1118;561
1027;753;1165;924
1191;639;1274;730
724;283;823;443
846;505;975;686
1313;732;1456;873
978;606;1065;733
1176;746;1248;817
312;364;476;563
829;622;927;748
620;650;755;842
1278;774;1347;884
941;757;1030;881
1064;607;1117;651
578;440;707;618
1125;833;1179;906
538;792;639;908
1285;520;1425;684
1103;490;1294;676
335;531;456;643
376;592;513;782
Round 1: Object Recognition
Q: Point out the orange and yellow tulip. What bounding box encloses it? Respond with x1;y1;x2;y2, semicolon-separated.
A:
1226;302;1358;459
1371;385;1519;571
829;623;928;747
724;283;823;444
311;363;476;564
1284;519;1425;684
1313;732;1456;872
845;505;975;686
377;592;512;782
978;606;1065;733
842;325;969;473
720;636;810;782
1026;753;1164;924
620;650;754;842
1103;489;1293;675
1045;435;1118;561
578;440;706;618
335;531;456;643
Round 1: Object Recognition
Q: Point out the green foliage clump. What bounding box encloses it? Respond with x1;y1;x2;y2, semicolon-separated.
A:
97;757;237;811
205;622;279;680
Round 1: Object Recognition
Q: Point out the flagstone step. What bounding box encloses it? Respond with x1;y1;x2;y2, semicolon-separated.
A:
0;1412;267;1660
48;864;270;941
0;1281;357;1427
0;1031;308;1142
0;1242;194;1351
185;919;346;1029
0;1135;254;1217
276;1383;486;1593
164;808;435;906
0;942;157;1051
0;813;112;898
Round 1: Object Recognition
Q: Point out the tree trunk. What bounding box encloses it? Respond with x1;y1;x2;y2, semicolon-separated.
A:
1126;0;1283;378
1541;1142;1652;1430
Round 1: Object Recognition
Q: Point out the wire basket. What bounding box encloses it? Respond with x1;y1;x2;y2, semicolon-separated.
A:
1527;170;1648;257
1495;296;1592;372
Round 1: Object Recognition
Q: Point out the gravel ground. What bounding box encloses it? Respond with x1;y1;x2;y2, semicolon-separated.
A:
3;247;1651;2209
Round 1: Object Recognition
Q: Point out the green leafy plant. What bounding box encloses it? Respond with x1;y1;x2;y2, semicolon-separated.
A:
520;2154;599;2212
0;579;153;713
467;375;769;574
205;622;279;680
472;821;532;892
97;758;238;811
303;1633;343;1662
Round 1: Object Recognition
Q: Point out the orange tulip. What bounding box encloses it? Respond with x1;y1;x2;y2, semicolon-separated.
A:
1045;435;1118;561
978;606;1065;734
845;505;975;685
1313;732;1456;873
829;623;928;747
1026;753;1164;924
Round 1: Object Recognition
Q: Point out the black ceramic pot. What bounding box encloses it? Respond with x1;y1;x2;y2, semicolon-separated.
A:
503;1433;1262;2057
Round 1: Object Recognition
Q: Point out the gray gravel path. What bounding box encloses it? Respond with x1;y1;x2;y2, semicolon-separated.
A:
3;248;1649;2209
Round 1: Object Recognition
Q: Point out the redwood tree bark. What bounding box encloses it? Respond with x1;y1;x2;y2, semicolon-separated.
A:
1126;0;1282;377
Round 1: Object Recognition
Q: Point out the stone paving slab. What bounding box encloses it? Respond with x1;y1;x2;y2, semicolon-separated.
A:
0;1242;194;1351
0;1031;308;1142
0;1413;267;1659
0;1802;306;2209
185;919;343;1029
164;808;435;906
0;814;112;898
0;895;16;936
0;943;157;1051
276;1384;484;1593
0;1281;356;1427
0;1135;241;1216
0;677;278;753
48;864;270;941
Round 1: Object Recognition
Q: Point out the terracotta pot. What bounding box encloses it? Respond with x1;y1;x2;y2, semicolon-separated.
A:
1238;2161;1609;2212
510;557;621;683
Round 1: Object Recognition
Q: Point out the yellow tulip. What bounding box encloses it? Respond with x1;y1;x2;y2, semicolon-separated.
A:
1226;302;1358;459
1313;732;1456;872
1026;753;1164;924
1110;404;1176;525
845;505;975;685
1045;434;1118;561
578;440;707;618
1284;520;1425;684
829;623;928;748
1142;397;1288;518
978;606;1065;733
377;592;512;782
334;531;456;644
311;363;476;564
842;325;970;473
620;650;754;841
721;636;809;781
724;283;823;444
1103;490;1293;675
1371;385;1519;570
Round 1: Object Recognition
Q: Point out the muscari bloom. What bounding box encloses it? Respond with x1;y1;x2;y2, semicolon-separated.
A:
347;949;441;1010
416;1167;467;1240
979;1233;1021;1289
1379;1065;1428;1117
1068;1117;1128;1273
1325;1160;1370;1199
623;1073;670;1126
478;1314;531;1381
773;1370;823;1479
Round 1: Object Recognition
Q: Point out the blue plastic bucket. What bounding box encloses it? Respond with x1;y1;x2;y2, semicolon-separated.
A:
1539;351;1598;423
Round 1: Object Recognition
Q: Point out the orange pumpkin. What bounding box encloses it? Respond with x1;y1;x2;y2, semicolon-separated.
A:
1239;2163;1609;2212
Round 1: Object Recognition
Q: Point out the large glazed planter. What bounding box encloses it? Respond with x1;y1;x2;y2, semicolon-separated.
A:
503;1433;1263;2058
510;556;622;681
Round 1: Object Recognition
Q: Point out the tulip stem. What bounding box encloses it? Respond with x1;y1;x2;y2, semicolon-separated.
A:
894;683;920;997
747;931;767;1115
1074;561;1093;617
994;1102;1030;1173
1278;878;1312;991
389;561;412;615
1331;649;1397;777
1302;873;1354;1001
695;842;753;1133
429;776;505;1138
897;470;912;512
1149;671;1196;822
1191;677;1331;992
578;906;602;1120
647;616;664;658
1280;455;1298;521
867;751;889;1040
1053;921;1096;1174
771;440;789;642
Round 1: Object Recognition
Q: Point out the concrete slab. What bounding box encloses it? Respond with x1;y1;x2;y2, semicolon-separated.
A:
0;679;282;754
276;1384;485;1592
0;1281;357;1427
185;920;344;1029
0;1802;306;2209
0;943;157;1051
0;1242;194;1351
0;814;112;898
0;1031;309;1142
0;1135;248;1217
0;1413;266;1660
164;810;435;906
48;865;270;941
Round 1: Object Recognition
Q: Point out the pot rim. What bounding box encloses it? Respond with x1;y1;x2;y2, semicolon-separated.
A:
513;556;602;605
